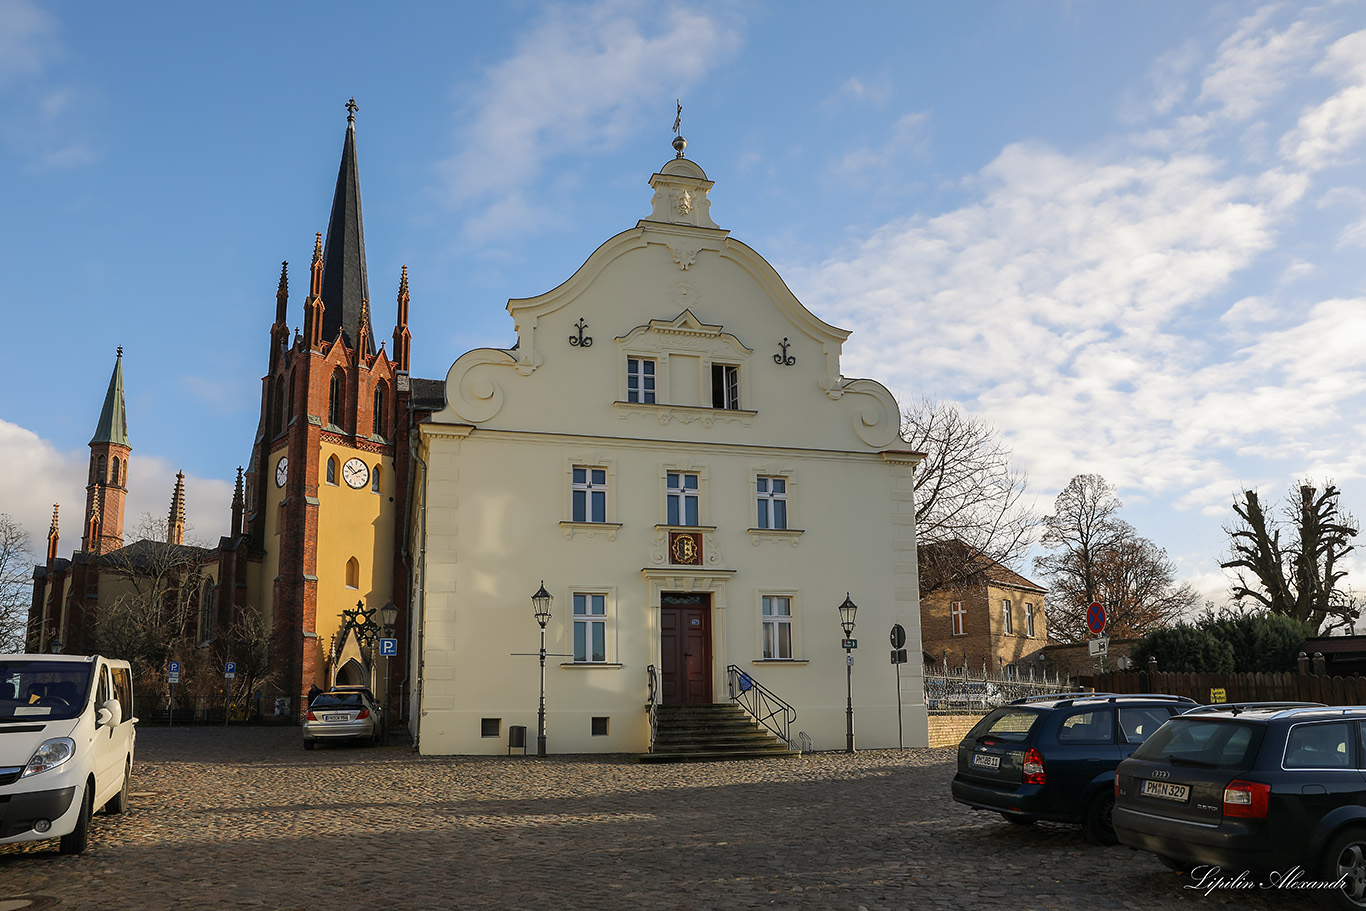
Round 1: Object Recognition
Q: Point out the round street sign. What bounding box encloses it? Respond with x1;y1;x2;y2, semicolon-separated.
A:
1086;602;1106;635
890;624;907;649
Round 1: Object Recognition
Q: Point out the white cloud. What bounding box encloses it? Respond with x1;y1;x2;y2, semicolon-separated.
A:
1198;6;1326;121
440;1;741;239
0;420;232;561
832;112;929;176
0;0;56;90
1280;29;1366;170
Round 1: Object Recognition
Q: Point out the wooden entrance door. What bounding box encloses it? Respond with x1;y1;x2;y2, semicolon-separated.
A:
660;595;712;704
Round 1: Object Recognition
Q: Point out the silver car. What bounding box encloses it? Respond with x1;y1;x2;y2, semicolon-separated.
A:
302;688;382;749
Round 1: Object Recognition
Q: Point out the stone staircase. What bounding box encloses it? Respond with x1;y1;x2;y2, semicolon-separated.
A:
640;702;796;763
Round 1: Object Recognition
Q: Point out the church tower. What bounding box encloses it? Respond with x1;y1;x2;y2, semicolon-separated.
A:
83;348;130;555
243;99;417;710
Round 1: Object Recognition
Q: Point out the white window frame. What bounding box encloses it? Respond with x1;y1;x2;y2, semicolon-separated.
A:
1025;602;1036;638
572;466;608;523
761;594;794;660
572;592;609;663
756;476;788;530
711;363;740;409
627;357;656;404
1003;599;1014;635
951;600;966;636
666;471;701;527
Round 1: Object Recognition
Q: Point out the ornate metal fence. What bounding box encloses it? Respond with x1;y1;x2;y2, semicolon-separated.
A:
924;668;1076;715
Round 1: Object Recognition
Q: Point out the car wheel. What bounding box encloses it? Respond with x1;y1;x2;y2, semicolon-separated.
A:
303;739;316;751
59;784;93;855
1083;791;1118;846
1001;813;1036;826
104;758;131;815
1323;828;1366;909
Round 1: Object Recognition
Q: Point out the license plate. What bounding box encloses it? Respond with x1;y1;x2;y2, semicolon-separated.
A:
1141;779;1190;802
972;753;1001;770
323;714;350;723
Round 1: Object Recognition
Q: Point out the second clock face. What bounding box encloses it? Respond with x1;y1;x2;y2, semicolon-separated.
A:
275;457;288;488
342;457;370;489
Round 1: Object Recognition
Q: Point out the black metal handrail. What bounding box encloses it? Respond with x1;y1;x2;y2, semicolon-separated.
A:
726;665;797;744
646;664;660;753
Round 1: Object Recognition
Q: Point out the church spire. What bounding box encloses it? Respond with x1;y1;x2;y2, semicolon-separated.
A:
167;471;186;546
231;466;244;537
319;97;373;355
90;347;129;447
47;504;59;563
393;266;411;372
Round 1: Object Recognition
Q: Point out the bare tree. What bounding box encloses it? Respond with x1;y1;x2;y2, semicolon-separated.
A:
903;398;1036;593
1036;474;1198;643
0;514;34;651
1222;483;1359;634
94;513;208;691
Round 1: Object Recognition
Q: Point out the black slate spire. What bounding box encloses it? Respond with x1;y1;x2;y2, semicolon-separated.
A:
320;98;374;355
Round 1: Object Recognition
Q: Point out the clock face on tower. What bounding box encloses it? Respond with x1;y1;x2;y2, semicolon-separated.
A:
342;457;370;489
275;457;288;488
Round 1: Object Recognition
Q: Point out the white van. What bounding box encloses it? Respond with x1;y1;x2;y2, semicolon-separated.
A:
0;654;138;854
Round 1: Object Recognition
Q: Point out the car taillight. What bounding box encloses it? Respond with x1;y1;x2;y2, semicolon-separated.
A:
1023;747;1046;785
305;710;316;721
1222;780;1270;818
356;708;370;719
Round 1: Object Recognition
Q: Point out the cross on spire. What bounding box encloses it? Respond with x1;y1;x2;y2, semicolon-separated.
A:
346;98;358;122
673;99;682;135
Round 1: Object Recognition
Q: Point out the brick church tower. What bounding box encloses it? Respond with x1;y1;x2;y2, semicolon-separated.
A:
83;348;130;556
241;100;424;709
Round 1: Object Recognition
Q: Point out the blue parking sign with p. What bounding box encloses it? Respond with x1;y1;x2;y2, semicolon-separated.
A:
379;638;397;657
169;661;180;674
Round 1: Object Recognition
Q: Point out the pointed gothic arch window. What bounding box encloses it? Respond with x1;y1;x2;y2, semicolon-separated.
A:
272;378;284;437
326;456;338;486
110;457;121;486
372;381;388;439
345;557;359;589
329;368;346;429
199;580;215;642
371;463;381;493
96;455;107;483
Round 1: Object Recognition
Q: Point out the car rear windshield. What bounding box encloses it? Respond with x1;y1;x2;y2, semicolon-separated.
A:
312;693;365;708
1129;717;1265;768
0;659;94;722
966;708;1042;743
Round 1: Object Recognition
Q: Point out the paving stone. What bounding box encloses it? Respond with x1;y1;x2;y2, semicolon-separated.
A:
0;727;1323;909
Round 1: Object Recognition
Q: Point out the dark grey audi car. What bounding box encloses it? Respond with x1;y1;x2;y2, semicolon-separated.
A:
1113;703;1366;909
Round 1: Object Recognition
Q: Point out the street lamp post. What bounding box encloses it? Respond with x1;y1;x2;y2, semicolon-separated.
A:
838;593;858;754
380;600;398;741
531;582;553;757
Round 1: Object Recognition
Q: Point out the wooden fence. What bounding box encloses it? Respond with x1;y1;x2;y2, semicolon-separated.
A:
1098;670;1366;706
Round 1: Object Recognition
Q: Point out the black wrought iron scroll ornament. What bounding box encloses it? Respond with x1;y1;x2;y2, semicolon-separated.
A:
570;318;593;347
774;338;796;366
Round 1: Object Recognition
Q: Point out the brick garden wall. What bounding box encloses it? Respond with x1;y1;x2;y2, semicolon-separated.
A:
926;714;980;748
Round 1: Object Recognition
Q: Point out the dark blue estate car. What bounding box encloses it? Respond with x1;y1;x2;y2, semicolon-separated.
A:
1114;704;1366;909
951;693;1197;843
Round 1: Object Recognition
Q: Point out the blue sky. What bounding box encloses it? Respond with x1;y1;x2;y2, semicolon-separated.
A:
3;1;1365;614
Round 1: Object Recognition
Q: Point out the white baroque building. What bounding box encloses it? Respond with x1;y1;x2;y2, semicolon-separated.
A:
410;139;927;754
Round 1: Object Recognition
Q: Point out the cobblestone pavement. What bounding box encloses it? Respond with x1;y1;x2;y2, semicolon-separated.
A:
0;727;1325;910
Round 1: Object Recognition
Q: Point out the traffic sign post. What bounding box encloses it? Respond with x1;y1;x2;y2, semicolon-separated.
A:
1085;602;1107;635
168;662;181;727
224;662;237;727
890;624;907;749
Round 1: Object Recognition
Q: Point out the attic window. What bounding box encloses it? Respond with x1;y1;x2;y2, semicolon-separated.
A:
711;364;739;409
